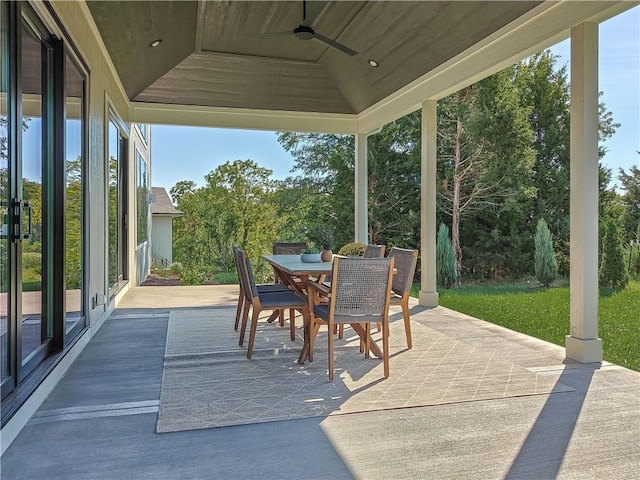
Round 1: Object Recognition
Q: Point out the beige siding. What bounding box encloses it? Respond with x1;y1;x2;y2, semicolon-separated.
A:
151;216;174;264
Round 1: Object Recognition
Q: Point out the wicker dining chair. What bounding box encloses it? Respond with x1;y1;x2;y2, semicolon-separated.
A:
387;247;419;349
272;242;309;255
271;242;309;335
307;256;394;381
363;244;386;258
232;246;288;332
237;249;310;359
335;244;386;339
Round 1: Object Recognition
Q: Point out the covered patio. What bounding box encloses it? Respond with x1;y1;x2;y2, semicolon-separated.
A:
2;0;639;468
2;285;638;479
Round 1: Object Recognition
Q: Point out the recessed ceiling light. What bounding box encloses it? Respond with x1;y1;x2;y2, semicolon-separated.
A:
149;39;162;48
368;59;379;68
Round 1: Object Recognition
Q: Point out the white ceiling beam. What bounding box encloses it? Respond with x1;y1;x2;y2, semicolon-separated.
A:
131;102;358;134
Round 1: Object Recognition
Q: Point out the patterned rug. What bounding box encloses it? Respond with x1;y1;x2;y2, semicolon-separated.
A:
156;307;572;433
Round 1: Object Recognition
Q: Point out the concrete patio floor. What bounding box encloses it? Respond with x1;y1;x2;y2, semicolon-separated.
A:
1;285;638;479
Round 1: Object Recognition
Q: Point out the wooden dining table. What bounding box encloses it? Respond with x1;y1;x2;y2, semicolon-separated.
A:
261;254;386;363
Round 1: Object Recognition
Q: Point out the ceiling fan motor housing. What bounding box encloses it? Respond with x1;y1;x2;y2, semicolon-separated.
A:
294;25;315;40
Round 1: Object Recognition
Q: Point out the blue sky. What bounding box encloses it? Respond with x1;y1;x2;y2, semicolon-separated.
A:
151;6;639;195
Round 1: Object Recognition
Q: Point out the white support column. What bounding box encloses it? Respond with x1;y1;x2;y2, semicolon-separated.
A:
566;22;602;363
354;133;368;244
419;100;439;306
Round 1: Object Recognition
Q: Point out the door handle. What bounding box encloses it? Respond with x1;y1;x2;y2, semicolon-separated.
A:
23;201;32;240
10;199;32;242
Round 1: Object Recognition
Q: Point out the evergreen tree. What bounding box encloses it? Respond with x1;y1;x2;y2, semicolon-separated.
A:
534;218;557;287
436;223;456;289
599;218;629;288
618;163;640;244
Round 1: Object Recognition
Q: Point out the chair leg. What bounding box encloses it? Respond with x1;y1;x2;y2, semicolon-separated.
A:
238;301;250;346
310;320;321;363
328;320;335;381
364;323;371;359
402;297;412;349
279;308;285;327
338;324;344;339
246;308;260;359
289;309;296;341
382;320;390;378
234;293;243;331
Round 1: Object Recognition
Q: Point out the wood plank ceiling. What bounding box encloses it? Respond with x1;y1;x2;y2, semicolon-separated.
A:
86;1;542;115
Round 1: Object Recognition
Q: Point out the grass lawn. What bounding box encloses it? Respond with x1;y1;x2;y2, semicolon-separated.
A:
412;280;639;372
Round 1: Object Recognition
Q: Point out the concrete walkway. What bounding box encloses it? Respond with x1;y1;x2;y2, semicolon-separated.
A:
1;286;638;479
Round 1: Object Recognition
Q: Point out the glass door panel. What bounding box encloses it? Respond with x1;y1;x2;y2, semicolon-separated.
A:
108;119;120;290
64;56;84;334
1;0;9;386
20;19;47;364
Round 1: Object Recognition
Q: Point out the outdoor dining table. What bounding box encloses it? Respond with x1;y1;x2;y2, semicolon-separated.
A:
261;254;387;363
261;254;333;292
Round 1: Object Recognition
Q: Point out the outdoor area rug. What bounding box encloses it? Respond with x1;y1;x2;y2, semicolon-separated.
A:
156;307;573;433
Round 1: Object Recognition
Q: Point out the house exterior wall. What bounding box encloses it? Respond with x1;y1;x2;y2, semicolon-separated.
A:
151;216;174;264
48;1;135;323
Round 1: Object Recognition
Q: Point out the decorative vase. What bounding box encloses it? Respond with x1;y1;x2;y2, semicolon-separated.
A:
300;253;322;263
321;249;333;262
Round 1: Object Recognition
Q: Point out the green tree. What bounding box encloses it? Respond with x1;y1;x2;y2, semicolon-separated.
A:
171;160;283;283
599;218;629;289
438;68;535;282
278;116;422;252
514;51;571;274
436;223;456;288
618;163;640;244
65;156;83;289
277;132;355;249
534;218;557;287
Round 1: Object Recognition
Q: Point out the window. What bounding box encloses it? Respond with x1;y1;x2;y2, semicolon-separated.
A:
107;112;127;293
135;123;149;144
136;149;148;245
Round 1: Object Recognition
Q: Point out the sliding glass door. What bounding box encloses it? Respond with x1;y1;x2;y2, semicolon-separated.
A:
1;1;87;400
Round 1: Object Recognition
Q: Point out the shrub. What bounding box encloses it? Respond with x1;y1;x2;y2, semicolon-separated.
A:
436;224;456;288
337;242;366;256
22;252;42;275
599;218;629;288
211;272;239;284
534;218;558;287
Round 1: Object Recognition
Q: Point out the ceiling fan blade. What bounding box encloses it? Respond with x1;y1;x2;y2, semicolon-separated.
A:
235;31;293;39
313;32;358;56
301;0;329;27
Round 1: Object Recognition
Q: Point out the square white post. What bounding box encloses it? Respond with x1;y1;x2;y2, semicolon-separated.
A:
355;133;368;244
567;22;602;363
419;100;439;306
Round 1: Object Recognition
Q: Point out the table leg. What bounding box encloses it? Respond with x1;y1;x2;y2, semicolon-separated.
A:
350;323;383;359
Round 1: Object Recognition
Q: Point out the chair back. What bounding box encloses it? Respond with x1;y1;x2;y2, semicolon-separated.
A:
233;248;253;302
239;250;262;302
330;257;394;324
273;242;308;255
363;244;386;258
387;247;418;295
232;245;244;283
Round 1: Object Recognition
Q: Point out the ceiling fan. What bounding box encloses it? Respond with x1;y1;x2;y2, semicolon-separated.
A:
241;0;358;57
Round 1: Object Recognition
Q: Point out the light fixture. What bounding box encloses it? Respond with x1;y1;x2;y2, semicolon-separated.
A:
368;58;379;68
149;39;162;48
